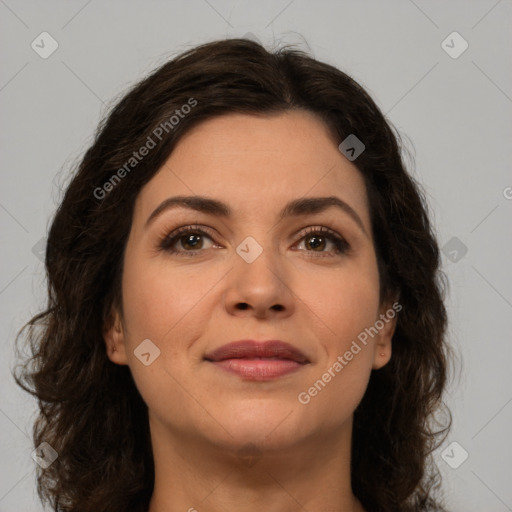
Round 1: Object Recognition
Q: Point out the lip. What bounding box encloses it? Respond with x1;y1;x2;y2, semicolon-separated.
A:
204;340;310;381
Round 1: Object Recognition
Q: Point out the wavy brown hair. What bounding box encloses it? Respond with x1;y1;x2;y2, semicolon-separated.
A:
15;38;453;512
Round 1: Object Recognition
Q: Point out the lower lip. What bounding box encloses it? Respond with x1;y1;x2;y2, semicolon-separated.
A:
210;358;305;380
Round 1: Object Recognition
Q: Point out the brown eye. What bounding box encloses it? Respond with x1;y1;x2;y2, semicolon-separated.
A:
179;233;204;251
296;227;350;257
304;234;327;251
159;225;216;256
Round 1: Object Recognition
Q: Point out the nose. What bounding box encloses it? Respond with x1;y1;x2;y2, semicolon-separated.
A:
223;242;295;319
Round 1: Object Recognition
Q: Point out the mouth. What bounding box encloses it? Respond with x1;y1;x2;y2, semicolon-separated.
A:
204;340;310;381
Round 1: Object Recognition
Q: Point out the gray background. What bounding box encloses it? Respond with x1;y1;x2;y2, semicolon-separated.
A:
1;1;511;510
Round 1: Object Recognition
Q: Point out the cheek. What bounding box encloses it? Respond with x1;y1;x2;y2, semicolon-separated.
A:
329;280;380;349
296;283;379;426
119;255;210;425
121;254;215;347
296;256;381;351
294;259;380;421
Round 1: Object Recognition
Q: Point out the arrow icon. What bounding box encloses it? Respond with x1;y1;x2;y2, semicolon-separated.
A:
134;339;161;366
31;31;59;59
31;442;58;468
236;236;263;263
441;441;468;469
237;443;262;468
442;236;467;263
441;32;468;59
243;32;261;44
338;134;365;161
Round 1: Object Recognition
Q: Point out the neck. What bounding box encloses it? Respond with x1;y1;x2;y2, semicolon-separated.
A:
147;416;365;512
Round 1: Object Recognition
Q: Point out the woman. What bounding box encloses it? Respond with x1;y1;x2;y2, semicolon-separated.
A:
16;38;452;512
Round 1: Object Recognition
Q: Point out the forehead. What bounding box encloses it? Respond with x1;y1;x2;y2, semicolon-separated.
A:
134;111;370;227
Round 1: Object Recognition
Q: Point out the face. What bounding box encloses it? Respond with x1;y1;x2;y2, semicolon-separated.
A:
104;110;396;453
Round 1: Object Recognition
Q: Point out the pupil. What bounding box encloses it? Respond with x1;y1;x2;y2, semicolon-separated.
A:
308;235;324;250
184;234;201;249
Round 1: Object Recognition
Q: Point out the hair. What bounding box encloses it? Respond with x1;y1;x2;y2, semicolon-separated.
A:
15;38;453;512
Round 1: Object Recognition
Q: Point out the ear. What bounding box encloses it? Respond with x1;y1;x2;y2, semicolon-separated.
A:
371;301;400;370
103;307;128;366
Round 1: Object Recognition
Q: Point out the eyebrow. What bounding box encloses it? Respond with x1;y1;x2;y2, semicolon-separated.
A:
144;195;368;236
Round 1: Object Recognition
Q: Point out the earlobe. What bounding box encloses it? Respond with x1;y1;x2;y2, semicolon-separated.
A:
103;310;128;365
371;303;398;370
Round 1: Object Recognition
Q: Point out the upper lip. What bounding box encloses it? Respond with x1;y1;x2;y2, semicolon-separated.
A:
204;340;310;364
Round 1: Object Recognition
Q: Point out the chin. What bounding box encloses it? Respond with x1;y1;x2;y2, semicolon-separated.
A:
206;398;308;448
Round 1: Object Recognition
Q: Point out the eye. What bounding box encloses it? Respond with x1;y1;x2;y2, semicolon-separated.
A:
158;224;350;258
158;224;217;256
294;226;350;257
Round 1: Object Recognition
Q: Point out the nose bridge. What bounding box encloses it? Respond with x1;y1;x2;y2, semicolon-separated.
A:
224;230;293;315
235;232;283;286
229;207;278;265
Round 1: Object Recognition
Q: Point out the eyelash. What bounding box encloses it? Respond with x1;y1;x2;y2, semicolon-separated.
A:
157;224;350;258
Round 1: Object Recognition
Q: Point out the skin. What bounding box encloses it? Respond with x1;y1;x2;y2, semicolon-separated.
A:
104;110;396;512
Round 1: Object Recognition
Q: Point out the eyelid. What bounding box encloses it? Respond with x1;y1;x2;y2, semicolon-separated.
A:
157;223;217;250
292;225;350;256
158;223;350;257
